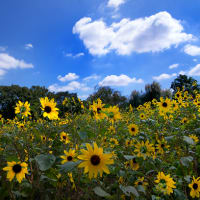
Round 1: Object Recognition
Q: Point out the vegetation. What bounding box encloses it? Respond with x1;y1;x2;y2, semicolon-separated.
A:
0;75;200;199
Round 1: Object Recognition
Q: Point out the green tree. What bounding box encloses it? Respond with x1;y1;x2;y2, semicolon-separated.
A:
170;74;200;95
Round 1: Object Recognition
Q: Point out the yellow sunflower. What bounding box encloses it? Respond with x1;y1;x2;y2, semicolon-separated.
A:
158;97;171;113
15;101;31;118
3;161;28;183
105;106;122;123
60;149;76;164
128;124;139;136
124;158;139;171
135;177;148;188
89;98;107;120
156;139;169;155
134;140;155;160
60;131;70;144
189;176;200;198
139;113;146;120
189;134;199;144
110;138;119;148
40;97;59;120
41;135;47;142
155;172;176;195
78;142;114;179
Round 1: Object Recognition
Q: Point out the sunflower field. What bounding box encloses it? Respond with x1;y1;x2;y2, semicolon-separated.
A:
1;87;200;200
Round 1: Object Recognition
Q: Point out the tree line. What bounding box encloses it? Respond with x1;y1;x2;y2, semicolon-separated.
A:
0;75;199;119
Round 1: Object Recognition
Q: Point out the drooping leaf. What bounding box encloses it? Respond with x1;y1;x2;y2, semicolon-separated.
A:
35;154;56;171
93;186;110;197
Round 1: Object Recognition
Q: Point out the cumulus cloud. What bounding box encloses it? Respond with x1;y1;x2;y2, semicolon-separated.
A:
65;52;84;58
73;11;193;56
99;74;143;86
57;73;79;82
83;74;101;81
0;53;33;76
184;44;200;56
169;63;179;69
48;81;90;92
153;73;177;81
25;43;33;50
107;0;126;9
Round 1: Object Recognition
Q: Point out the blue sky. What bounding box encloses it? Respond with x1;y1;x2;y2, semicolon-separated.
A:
1;0;200;99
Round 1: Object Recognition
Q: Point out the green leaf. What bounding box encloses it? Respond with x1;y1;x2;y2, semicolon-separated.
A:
35;154;56;171
184;175;191;183
93;186;110;197
78;132;88;140
137;185;146;194
124;155;135;160
183;136;195;145
180;156;193;167
59;161;80;173
120;185;139;197
174;189;187;199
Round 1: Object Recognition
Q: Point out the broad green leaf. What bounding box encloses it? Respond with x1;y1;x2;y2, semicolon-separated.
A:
59;161;80;173
78;132;88;140
93;186;110;197
124;155;135;160
35;154;56;171
183;136;195;145
120;185;139;197
180;156;193;167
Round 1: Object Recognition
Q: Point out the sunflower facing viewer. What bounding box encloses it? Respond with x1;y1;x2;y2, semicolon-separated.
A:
78;142;114;179
3;161;28;183
189;176;200;198
40;97;59;120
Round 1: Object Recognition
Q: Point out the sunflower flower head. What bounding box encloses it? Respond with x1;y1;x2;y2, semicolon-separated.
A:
3;161;28;183
189;176;200;198
40;97;59;120
78;142;114;179
15;101;31;119
155;172;176;195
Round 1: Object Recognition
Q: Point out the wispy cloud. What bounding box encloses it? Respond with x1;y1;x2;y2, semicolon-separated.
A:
107;0;126;9
83;74;101;81
65;52;84;58
25;43;33;50
169;63;179;69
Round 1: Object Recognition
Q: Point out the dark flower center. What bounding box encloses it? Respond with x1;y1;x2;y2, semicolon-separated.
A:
193;183;198;190
63;136;66;140
43;137;46;140
67;156;73;161
177;94;180;97
138;181;143;185
97;108;101;114
131;127;135;132
13;164;22;173
162;102;167;107
161;144;165;148
90;155;100;165
44;106;51;113
132;158;137;163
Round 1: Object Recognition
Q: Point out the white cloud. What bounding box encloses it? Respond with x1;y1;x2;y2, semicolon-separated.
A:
153;73;177;81
73;11;193;56
25;43;33;50
48;81;90;93
193;59;198;62
0;46;7;52
107;0;126;9
0;53;33;69
188;64;200;76
99;74;143;86
78;94;89;100
83;74;101;81
184;44;200;56
0;53;33;77
57;73;79;82
179;70;186;75
169;63;179;69
65;52;84;58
